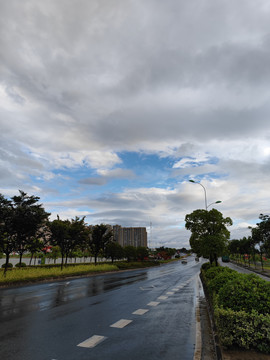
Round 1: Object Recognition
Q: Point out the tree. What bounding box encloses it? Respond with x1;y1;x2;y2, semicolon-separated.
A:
49;216;89;269
124;245;137;262
48;246;61;264
250;214;270;270
136;246;149;261
0;194;16;274
105;242;124;263
11;191;50;266
26;238;44;265
185;208;232;266
88;224;112;265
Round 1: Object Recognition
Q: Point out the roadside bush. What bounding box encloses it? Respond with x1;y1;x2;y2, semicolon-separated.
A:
203;265;227;282
215;307;270;353
1;263;13;268
217;273;270;315
15;262;27;268
207;268;238;295
201;262;211;271
201;264;270;353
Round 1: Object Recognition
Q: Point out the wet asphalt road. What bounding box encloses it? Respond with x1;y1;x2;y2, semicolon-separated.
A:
0;258;203;360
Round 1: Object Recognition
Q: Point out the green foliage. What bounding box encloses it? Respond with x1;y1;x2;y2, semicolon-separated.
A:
124;245;137;262
202;265;270;353
15;262;27;268
11;191;50;265
136;246;149;261
116;261;160;269
0;264;118;285
217;274;270;315
88;224;112;265
201;262;212;271
49;216;89;269
207;268;238;295
1;263;13;268
105;242;124;263
215;308;270;353
185;208;232;265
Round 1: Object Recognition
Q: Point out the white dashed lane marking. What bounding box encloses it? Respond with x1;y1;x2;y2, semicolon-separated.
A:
148;301;160;306
157;296;168;300
166;291;174;295
132;309;149;315
110;319;133;328
77;335;107;348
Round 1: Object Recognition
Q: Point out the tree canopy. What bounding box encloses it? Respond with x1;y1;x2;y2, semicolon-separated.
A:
88;224;112;265
49;216;89;269
185;208;232;265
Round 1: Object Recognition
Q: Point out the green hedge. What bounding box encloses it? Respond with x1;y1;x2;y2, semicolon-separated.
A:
215;308;270;353
201;263;270;354
217;274;270;315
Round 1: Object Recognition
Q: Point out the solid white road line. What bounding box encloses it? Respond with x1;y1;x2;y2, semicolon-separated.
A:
157;295;168;300
132;309;149;315
77;335;107;348
147;301;160;306
110;319;133;328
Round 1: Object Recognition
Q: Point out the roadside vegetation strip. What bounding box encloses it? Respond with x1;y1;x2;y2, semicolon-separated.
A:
201;262;270;354
0;264;118;285
0;260;164;286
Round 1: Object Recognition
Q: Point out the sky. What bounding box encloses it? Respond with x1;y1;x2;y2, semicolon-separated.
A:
1;0;270;249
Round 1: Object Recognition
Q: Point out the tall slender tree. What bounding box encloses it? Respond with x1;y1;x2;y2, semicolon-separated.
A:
88;224;112;265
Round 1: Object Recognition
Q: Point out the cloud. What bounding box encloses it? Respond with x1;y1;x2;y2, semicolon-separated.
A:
1;0;270;247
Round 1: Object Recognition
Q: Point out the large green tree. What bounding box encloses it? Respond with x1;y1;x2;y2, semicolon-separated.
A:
105;242;124;263
0;194;16;274
88;224;112;265
185;208;232;265
11;191;50;266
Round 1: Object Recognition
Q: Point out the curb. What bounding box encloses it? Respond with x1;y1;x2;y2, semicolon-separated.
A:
200;273;223;360
193;276;202;360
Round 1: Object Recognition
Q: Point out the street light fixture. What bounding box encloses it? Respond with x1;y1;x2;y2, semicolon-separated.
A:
206;200;222;210
189;180;222;210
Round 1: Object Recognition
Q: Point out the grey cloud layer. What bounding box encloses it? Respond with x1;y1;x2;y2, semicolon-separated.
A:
1;0;270;246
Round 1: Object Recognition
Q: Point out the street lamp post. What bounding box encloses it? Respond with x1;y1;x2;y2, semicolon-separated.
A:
189;180;222;210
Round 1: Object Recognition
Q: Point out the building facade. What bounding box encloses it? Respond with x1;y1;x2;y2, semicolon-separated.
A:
113;225;147;248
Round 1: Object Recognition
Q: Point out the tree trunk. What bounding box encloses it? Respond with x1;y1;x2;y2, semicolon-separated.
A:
30;253;33;266
61;254;64;270
19;252;23;266
4;253;10;276
260;251;264;271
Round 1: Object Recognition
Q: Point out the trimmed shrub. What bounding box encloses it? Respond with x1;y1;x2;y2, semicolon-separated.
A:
201;262;211;271
201;264;270;353
207;268;238;295
217;273;270;315
203;265;227;282
1;263;13;268
215;307;270;353
15;262;27;268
